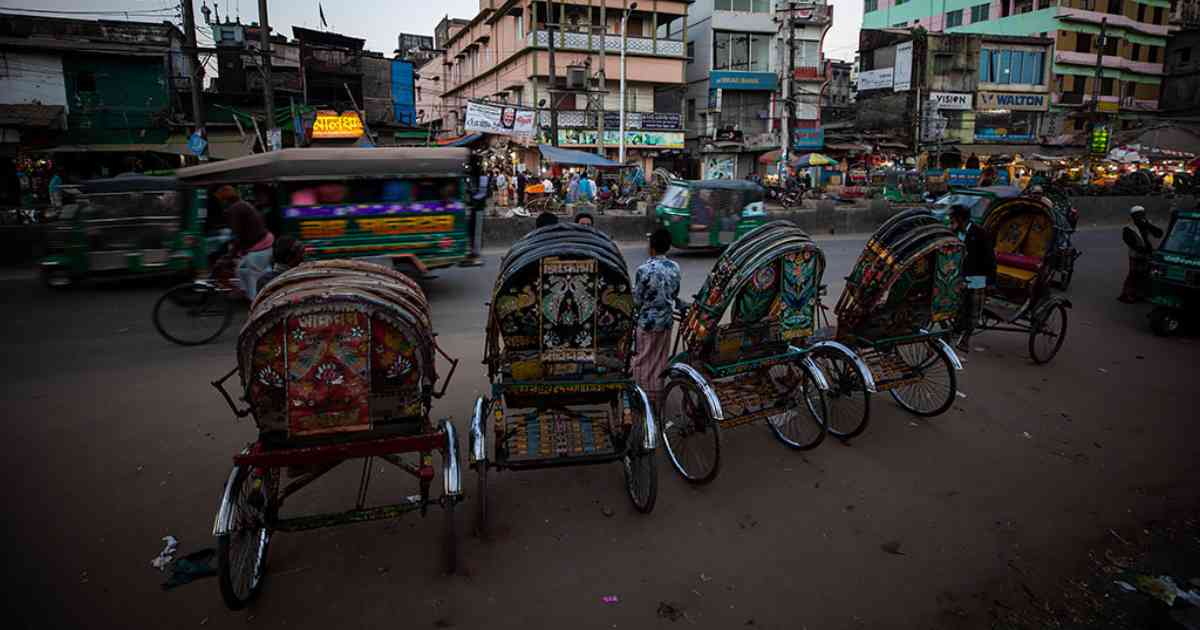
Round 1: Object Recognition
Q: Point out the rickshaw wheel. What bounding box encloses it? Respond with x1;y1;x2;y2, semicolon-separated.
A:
474;462;488;538
444;496;458;575
217;465;276;610
154;282;234;346
1029;302;1068;364
808;347;871;441
660;377;721;484
1150;307;1182;337
623;447;658;514
765;363;827;450
888;342;957;417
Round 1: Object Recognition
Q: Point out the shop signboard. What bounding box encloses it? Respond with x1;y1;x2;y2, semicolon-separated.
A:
976;91;1049;112
947;169;982;187
929;92;971;110
1089;124;1110;155
893;42;913;92
857;68;894;91
792;128;825;150
312;111;365;139
709;71;778;91
464;100;537;136
552;129;685;149
600;111;682;131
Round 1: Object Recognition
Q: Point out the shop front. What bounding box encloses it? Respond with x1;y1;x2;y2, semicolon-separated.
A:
974;91;1048;144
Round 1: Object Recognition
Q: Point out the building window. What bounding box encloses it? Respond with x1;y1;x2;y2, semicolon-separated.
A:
687;41;695;61
714;0;769;12
1076;33;1092;53
687;98;696;122
984;49;1045;85
1037;0;1050;9
1183;47;1194;64
1154;7;1164;25
946;9;963;28
1150;46;1160;63
1137;4;1147;22
713;31;772;71
979;48;991;81
896;0;909;5
1102;77;1115;96
76;71;97;92
1104;35;1118;56
865;0;878;12
1107;0;1122;15
971;3;990;22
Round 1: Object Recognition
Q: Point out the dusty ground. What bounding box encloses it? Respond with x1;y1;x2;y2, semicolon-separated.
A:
5;227;1200;630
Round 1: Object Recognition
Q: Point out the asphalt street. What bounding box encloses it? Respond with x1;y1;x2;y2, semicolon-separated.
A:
5;226;1199;630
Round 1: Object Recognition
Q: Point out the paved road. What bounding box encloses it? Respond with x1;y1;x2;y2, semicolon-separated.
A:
6;227;1199;630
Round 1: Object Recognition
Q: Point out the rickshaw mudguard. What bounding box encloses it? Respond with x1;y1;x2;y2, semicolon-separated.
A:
469;396;487;465
797;353;831;391
630;384;659;450
665;362;724;421
441;419;463;498
1030;295;1072;322
807;340;878;393
927;335;964;371
212;448;249;536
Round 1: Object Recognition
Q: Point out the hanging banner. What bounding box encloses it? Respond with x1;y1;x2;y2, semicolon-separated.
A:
792;128;825;150
464;101;537;136
893;41;913;92
857;68;894;91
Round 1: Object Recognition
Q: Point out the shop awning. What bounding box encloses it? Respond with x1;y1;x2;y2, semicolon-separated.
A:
757;149;782;164
538;144;621;167
45;132;256;160
436;133;484;147
791;153;837;167
1113;125;1200;158
825;142;873;153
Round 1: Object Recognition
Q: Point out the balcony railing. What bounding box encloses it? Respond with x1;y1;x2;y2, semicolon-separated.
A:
527;30;685;58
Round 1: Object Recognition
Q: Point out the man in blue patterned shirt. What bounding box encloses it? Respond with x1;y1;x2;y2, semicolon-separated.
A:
632;229;682;409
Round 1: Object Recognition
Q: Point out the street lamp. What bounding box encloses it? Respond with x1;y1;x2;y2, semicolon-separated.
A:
618;2;638;165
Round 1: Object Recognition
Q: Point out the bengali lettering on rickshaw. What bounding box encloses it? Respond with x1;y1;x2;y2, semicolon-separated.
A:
505;381;628;395
299;215;455;239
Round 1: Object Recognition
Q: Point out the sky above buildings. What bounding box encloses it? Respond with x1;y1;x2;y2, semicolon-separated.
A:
11;0;861;62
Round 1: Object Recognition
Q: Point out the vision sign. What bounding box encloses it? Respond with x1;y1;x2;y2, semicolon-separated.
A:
976;91;1049;112
928;92;971;111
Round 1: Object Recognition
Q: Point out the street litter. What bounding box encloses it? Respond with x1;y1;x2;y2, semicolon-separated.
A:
1098;368;1109;374
602;595;619;604
657;602;684;622
1132;574;1183;606
956;391;968;399
161;548;217;590
151;535;178;571
1115;580;1137;592
1022;432;1032;439
881;541;905;555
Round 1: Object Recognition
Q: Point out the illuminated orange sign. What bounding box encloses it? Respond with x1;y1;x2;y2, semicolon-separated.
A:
311;111;364;139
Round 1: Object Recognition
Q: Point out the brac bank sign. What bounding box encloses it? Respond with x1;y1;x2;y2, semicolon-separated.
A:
976;91;1049;111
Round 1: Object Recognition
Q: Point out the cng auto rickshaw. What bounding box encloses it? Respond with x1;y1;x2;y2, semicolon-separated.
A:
1148;208;1200;336
40;175;204;288
654;179;767;249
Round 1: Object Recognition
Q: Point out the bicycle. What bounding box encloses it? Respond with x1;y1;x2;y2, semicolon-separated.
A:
152;257;244;346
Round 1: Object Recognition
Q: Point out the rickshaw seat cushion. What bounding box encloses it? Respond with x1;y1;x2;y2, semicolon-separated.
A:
995;252;1042;272
996;264;1038;285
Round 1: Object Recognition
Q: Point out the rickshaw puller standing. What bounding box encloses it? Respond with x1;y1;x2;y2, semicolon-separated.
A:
950;204;996;353
1119;205;1163;303
632;229;683;411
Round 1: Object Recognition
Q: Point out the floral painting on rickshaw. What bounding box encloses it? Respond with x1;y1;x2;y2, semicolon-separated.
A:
777;251;818;340
286;310;371;436
932;247;964;322
249;323;287;434
370;315;425;421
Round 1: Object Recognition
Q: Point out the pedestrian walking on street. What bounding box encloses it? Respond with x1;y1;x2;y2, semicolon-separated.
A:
950;204;996;353
516;170;528;209
632;229;683;411
494;170;509;208
1118;205;1163;303
536;211;559;228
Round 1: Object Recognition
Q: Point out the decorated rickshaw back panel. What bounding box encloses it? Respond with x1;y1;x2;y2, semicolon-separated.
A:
240;260;436;444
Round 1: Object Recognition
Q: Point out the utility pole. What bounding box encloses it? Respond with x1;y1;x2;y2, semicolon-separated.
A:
782;2;794;176
547;0;559;146
180;0;206;159
258;0;277;149
1085;17;1108;183
596;4;607;158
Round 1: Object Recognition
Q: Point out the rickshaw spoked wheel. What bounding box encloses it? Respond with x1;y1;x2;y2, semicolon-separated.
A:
154;281;234;346
622;400;658;513
660;377;721;485
764;363;827;450
888;341;957;417
1029;302;1068;364
218;465;277;611
808;347;871;441
474;460;488;539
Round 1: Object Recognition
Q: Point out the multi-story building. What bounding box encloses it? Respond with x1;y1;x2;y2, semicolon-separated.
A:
821;58;854;121
1161;0;1200;115
861;0;1170;136
856;29;1054;153
684;0;830;179
435;1;688;174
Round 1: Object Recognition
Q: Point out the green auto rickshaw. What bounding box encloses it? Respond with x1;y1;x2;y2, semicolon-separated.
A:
40;175;206;288
1148;208;1200;336
654;179;767;249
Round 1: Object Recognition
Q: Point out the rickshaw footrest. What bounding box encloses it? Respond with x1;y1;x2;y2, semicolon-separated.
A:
273;496;427;531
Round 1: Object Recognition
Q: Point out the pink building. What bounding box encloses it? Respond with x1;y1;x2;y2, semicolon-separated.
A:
434;1;689;173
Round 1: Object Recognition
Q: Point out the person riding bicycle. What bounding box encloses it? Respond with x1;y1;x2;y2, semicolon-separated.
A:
950;204;996;353
214;185;274;301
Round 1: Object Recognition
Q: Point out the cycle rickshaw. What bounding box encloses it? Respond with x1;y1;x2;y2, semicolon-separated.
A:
471;223;658;535
658;220;852;484
817;209;966;437
210;260;462;609
971;196;1072;364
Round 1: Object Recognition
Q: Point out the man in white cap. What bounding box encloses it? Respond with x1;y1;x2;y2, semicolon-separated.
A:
1118;205;1163;303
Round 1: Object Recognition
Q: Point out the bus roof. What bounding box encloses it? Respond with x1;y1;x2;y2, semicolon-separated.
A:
175;147;470;185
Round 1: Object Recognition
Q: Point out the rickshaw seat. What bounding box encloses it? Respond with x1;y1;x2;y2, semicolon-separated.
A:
996;264;1038;287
